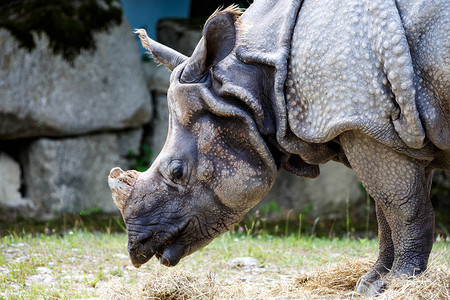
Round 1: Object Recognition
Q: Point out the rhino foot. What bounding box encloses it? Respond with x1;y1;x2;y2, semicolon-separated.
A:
354;256;391;296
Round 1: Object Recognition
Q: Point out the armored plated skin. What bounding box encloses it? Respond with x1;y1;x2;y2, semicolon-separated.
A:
108;0;449;296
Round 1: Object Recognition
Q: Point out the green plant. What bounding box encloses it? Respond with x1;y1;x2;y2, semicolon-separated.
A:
302;204;314;216
258;200;281;216
129;143;153;172
79;207;101;217
298;213;303;239
311;217;320;236
346;195;350;238
285;209;293;237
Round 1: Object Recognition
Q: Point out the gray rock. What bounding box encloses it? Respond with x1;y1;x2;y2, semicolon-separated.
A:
20;131;140;219
117;128;143;157
142;60;172;94
0;152;22;208
157;19;202;56
228;257;261;268
144;93;170;160
0;152;34;220
141;60;171;161
0;18;152;139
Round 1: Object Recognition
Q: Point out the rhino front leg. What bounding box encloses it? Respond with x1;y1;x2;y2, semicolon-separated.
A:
340;131;434;296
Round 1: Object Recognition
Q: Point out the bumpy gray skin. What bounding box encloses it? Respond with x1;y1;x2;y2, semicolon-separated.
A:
108;0;449;296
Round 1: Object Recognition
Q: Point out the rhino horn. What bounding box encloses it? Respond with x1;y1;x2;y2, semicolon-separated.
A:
135;28;187;70
108;167;140;212
180;10;238;83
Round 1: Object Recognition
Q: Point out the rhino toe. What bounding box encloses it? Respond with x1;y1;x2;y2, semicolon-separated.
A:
355;277;387;296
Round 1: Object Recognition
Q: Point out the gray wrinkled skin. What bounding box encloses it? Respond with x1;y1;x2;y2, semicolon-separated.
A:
108;0;449;296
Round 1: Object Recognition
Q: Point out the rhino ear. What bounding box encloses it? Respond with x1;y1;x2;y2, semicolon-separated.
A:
181;11;237;83
135;29;187;70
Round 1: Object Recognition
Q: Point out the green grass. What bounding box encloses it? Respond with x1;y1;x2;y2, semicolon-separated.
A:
0;230;448;299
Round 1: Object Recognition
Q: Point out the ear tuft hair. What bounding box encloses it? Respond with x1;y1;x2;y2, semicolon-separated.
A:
203;4;244;36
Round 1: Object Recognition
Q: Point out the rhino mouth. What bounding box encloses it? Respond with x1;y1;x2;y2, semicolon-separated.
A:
127;222;190;268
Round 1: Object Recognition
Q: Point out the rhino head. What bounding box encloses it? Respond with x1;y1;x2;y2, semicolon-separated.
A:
108;9;277;267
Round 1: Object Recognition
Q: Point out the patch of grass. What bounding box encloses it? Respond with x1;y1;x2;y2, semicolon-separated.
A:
1;229;448;299
0;213;125;236
0;231;131;299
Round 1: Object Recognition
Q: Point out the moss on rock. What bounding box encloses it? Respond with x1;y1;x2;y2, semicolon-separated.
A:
0;0;122;62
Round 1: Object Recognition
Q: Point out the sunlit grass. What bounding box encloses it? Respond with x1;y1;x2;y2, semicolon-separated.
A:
0;230;448;299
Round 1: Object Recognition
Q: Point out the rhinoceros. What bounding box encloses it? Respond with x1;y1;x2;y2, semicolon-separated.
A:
108;0;449;295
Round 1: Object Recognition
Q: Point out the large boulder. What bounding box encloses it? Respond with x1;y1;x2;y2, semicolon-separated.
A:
0;19;151;139
20;129;142;220
144;93;169;159
141;61;171;159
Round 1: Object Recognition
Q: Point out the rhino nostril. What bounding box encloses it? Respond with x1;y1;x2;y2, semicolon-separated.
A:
128;241;139;251
128;231;154;251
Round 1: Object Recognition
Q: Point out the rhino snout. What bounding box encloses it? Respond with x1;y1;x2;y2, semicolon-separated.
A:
108;167;140;212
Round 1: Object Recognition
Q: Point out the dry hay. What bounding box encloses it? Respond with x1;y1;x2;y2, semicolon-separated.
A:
296;253;450;299
99;278;141;300
136;268;223;299
99;254;449;299
381;261;450;300
98;267;247;299
295;256;374;296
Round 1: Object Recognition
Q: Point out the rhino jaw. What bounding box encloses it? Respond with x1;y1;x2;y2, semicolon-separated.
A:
108;167;140;212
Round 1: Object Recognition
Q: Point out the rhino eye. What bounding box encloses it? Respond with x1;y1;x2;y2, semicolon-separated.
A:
169;160;184;181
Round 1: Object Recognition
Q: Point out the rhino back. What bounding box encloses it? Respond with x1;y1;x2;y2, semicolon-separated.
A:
286;0;449;152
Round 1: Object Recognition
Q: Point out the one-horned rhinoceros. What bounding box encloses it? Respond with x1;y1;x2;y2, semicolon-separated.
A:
108;0;449;295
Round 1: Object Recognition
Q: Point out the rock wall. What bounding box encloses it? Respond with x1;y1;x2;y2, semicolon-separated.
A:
141;63;171;158
1;15;447;226
0;153;24;212
0;16;151;221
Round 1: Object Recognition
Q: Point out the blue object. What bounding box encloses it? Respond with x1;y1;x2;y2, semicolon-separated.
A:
121;0;191;54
